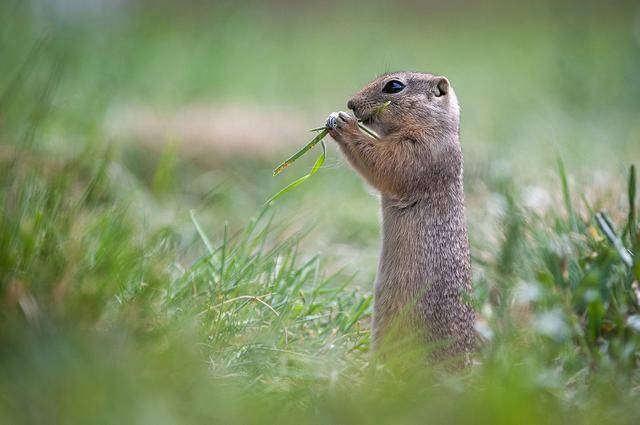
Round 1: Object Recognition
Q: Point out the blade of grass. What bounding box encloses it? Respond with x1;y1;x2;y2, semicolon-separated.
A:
341;294;372;332
220;222;228;287
310;122;380;137
273;129;327;176
357;122;380;139
267;141;326;204
558;158;578;232
628;165;637;251
190;209;215;256
372;100;391;116
595;212;633;268
311;122;379;139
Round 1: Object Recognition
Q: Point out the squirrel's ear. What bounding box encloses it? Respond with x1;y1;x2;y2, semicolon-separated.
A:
432;76;449;97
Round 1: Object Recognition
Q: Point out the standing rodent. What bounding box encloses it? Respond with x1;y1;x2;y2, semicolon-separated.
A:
326;71;475;363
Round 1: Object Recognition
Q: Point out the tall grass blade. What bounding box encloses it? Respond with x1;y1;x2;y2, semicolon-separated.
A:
595;212;633;268
357;122;380;139
220;222;228;286
558;158;578;232
190;209;215;256
267;141;326;204
273;129;328;176
342;294;372;332
628;165;637;251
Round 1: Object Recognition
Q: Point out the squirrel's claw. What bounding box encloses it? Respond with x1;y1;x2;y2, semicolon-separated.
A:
326;112;340;130
326;111;354;130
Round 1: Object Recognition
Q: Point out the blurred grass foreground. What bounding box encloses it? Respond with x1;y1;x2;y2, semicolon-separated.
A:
1;0;640;424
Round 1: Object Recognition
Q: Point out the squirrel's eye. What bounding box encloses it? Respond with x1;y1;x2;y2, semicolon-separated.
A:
382;80;405;94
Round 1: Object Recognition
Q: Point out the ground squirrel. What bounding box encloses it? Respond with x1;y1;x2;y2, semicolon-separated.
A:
326;71;475;363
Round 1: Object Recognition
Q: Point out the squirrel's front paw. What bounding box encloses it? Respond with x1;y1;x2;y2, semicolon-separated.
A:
326;111;356;132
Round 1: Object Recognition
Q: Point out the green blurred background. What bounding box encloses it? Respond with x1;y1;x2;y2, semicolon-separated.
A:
2;0;640;423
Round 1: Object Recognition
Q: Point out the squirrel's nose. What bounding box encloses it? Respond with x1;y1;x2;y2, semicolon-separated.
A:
347;99;356;114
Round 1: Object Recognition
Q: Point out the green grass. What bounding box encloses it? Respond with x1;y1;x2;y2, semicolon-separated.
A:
2;140;639;423
1;1;640;423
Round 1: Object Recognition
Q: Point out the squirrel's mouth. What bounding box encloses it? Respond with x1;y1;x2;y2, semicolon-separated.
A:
360;113;377;126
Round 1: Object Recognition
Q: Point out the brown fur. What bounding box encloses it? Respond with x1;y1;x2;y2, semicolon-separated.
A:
327;71;475;362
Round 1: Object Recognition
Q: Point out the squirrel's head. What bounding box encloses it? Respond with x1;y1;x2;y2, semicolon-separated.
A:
347;71;460;137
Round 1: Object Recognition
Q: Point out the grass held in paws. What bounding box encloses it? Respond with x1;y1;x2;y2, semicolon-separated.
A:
268;101;390;204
